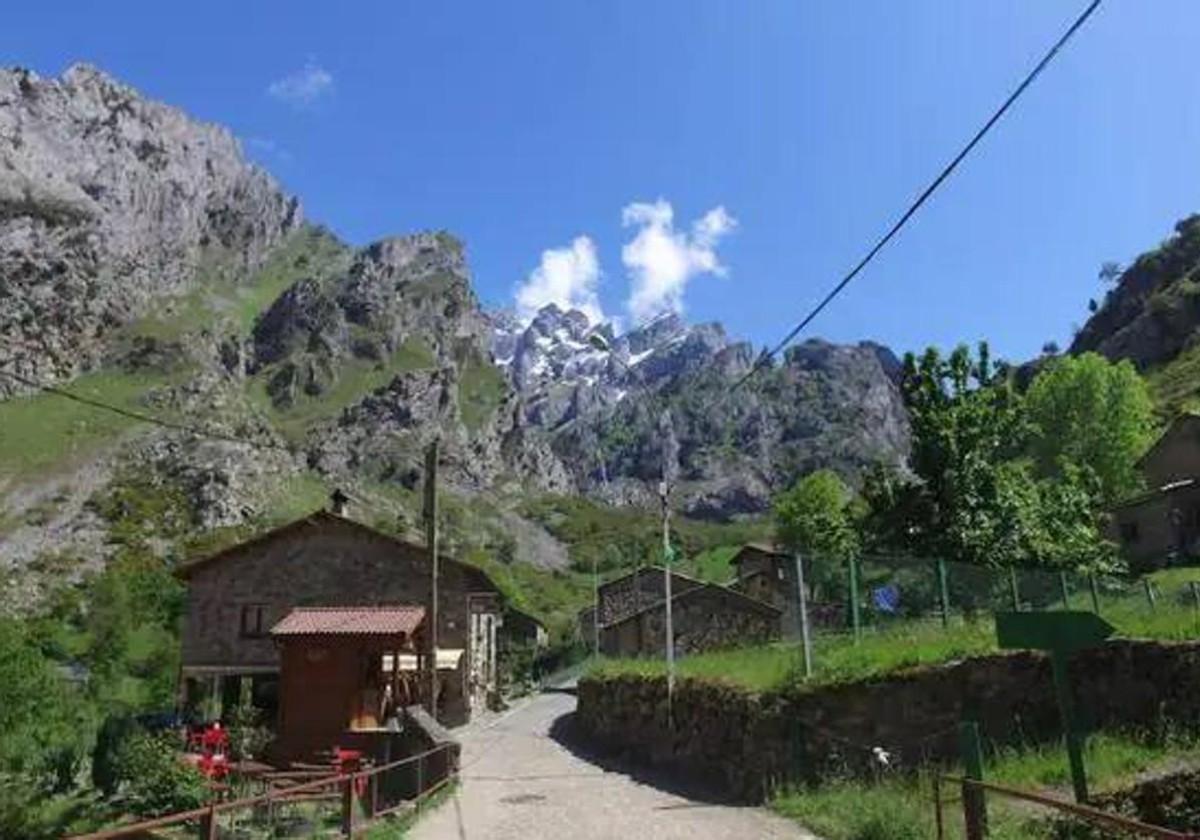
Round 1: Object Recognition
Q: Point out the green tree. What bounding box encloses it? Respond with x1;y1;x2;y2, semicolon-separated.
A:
864;342;1116;571
1024;352;1154;503
774;470;859;561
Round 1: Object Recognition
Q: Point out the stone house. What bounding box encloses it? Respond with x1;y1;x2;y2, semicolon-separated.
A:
1109;414;1200;568
588;566;781;658
176;502;501;729
729;544;799;636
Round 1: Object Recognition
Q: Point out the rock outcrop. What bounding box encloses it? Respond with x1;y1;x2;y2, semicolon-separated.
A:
0;63;300;395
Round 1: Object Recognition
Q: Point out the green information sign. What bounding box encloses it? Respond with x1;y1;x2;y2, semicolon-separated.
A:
995;611;1116;804
996;611;1115;653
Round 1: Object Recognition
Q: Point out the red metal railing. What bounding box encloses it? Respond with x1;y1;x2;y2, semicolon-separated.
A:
934;772;1198;839
69;741;457;840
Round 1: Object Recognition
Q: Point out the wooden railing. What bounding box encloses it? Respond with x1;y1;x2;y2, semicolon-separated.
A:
934;773;1197;839
69;741;458;840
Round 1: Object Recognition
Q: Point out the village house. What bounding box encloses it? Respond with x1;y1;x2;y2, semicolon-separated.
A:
581;565;782;658
1109;414;1200;569
729;543;800;635
175;495;503;747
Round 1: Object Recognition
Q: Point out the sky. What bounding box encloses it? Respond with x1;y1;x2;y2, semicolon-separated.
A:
5;1;1200;362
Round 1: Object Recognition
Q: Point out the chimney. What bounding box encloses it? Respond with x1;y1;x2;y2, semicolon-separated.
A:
329;488;350;517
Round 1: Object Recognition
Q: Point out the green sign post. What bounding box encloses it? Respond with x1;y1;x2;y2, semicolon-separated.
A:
995;611;1115;803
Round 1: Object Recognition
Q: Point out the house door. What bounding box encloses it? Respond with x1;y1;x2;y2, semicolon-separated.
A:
469;610;497;711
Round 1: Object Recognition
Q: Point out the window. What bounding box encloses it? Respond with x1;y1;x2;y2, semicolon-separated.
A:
240;604;267;638
1119;522;1140;544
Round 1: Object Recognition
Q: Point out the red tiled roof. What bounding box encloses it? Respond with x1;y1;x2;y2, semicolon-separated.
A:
270;605;425;637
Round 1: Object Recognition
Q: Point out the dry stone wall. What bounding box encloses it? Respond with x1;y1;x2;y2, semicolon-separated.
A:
577;640;1200;802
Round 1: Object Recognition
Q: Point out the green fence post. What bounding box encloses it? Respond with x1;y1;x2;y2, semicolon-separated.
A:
1009;568;1020;611
1191;582;1200;626
1144;578;1157;610
1059;572;1071;609
1088;574;1101;615
937;558;951;629
848;557;861;643
959;720;988;840
1050;651;1089;803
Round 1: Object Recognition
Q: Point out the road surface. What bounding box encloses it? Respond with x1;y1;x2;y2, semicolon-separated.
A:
408;690;816;840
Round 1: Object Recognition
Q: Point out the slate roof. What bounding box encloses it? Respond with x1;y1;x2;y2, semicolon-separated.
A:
270;605;426;637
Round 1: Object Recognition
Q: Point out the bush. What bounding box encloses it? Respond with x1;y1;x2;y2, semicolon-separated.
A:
92;714;140;796
116;732;207;817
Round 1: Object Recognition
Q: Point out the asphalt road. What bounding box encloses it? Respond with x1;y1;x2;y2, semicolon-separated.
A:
408;690;817;840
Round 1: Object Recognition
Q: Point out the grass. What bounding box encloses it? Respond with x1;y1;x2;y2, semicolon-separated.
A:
589;566;1200;693
248;337;436;442
519;493;772;575
771;731;1200;840
123;225;350;342
457;355;507;432
0;368;187;484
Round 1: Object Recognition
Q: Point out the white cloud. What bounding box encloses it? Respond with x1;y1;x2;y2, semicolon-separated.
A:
622;199;737;323
515;236;606;325
267;61;334;107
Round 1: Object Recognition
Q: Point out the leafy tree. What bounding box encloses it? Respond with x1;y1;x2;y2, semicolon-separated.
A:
863;343;1116;571
773;469;859;562
774;470;858;598
1024;352;1154;504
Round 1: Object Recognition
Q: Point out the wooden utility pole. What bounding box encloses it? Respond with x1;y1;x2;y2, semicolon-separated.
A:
658;410;678;720
423;439;440;718
794;553;812;679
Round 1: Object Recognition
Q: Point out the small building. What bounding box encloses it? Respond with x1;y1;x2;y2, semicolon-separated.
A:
270;605;426;762
1109;415;1200;568
500;606;548;651
176;499;502;734
591;565;781;658
730;543;800;635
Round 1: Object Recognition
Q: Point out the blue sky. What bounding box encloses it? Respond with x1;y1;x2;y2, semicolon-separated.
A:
5;2;1200;362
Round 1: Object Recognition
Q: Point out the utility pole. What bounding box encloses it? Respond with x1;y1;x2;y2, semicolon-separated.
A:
423;438;440;718
794;552;813;679
592;555;601;658
659;410;679;719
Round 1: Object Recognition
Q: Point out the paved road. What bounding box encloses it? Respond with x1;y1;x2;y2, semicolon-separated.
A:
409;691;816;840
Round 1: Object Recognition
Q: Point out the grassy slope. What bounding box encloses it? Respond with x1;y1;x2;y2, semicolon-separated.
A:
519;493;771;578
1148;341;1200;415
0;368;188;485
457;355;507;433
246;337;437;443
773;731;1200;840
0;226;347;488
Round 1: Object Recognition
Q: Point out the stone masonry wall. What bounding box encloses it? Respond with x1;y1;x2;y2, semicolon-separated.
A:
600;585;780;658
577;640;1200;803
598;567;702;625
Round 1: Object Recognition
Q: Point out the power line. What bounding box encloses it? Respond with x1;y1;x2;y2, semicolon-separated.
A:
733;0;1103;392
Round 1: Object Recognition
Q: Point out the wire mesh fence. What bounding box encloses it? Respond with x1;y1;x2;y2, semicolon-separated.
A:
790;552;1200;680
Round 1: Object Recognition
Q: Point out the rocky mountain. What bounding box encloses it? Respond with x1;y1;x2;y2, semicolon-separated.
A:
0;64;301;397
1071;215;1200;370
0;64;910;604
489;304;910;517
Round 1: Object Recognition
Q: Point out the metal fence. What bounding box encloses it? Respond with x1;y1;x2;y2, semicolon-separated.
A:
68;741;457;840
791;553;1200;678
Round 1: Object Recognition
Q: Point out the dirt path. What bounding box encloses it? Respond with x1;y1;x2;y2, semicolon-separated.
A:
408;690;817;840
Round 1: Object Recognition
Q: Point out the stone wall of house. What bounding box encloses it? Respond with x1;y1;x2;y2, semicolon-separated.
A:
181;515;497;669
600;586;780;658
577;640;1200;802
597;568;702;625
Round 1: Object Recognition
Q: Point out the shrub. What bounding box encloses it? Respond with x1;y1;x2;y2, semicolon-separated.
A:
92;714;140;796
116;732;207;816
